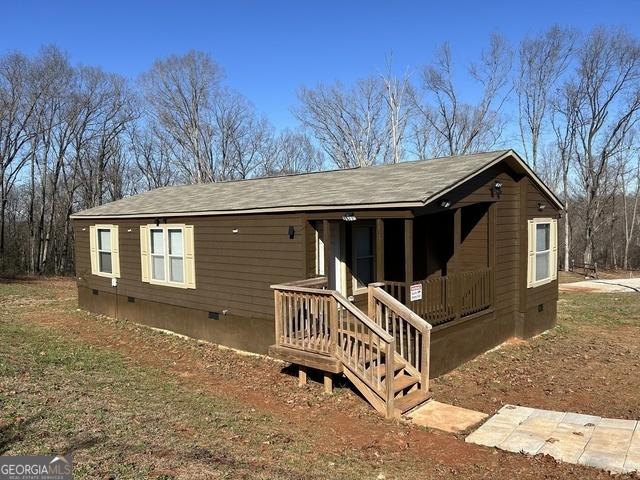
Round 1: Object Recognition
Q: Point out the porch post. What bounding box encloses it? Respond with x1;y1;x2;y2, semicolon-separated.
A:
452;208;461;320
376;218;385;282
404;218;413;287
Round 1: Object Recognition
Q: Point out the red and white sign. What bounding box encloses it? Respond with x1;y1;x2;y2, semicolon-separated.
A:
409;283;422;302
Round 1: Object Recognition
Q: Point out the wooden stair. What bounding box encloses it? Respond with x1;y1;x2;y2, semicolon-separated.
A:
342;350;430;417
271;279;432;419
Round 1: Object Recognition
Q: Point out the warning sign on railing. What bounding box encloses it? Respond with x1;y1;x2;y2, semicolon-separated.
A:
409;283;422;302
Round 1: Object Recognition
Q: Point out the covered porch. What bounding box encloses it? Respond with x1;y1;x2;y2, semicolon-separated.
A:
268;202;497;418
307;201;496;327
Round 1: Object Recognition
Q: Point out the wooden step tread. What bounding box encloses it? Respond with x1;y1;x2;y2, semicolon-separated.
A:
368;360;405;379
389;374;419;394
394;390;432;414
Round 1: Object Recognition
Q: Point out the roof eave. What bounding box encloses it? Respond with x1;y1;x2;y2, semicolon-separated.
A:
69;200;426;220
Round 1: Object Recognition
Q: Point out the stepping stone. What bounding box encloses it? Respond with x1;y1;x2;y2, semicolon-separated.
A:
408;400;488;433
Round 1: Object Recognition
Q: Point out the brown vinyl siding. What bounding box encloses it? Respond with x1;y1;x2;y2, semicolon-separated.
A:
75;214;307;321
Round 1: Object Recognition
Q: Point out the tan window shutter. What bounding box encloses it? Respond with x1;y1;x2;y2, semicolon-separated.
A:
550;219;558;280
527;220;535;288
184;225;196;289
89;225;98;275
111;225;120;278
140;225;150;283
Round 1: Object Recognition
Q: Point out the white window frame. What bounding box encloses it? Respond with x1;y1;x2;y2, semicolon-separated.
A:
91;224;119;279
147;224;188;289
315;228;325;276
351;223;375;295
528;218;557;288
97;227;113;276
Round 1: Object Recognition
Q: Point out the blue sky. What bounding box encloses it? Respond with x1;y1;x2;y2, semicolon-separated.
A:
3;0;640;130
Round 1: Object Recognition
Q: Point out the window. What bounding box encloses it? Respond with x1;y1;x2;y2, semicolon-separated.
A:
140;224;195;289
352;224;375;292
89;225;120;278
97;228;112;274
527;218;557;288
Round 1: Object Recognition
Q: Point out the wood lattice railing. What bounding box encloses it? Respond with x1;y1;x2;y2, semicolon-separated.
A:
368;284;431;397
271;277;431;418
384;267;492;326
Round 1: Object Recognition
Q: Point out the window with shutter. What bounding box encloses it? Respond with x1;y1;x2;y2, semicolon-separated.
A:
141;224;195;289
90;225;120;278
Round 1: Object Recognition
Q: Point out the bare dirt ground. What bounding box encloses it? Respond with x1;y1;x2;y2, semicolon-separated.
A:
559;269;640;284
1;277;638;479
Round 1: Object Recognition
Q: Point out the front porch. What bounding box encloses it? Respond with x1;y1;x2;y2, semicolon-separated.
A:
269;203;497;418
308;202;496;327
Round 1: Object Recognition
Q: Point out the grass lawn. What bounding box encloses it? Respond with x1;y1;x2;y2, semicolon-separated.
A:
0;278;636;479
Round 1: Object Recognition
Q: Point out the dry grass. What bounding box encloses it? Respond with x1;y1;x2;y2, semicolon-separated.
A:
0;277;634;479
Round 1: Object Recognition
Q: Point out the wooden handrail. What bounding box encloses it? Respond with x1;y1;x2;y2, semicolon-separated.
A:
271;276;327;290
271;284;329;295
332;291;393;344
368;284;431;401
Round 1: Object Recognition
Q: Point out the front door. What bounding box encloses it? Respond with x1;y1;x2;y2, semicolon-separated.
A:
329;221;347;296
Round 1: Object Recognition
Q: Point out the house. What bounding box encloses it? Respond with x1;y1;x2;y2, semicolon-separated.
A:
71;149;562;418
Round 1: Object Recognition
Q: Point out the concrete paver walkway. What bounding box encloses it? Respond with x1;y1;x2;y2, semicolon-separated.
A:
466;405;640;474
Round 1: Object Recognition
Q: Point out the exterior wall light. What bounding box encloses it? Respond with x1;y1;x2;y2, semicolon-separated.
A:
440;200;451;208
490;180;503;199
342;212;357;222
538;202;546;211
288;226;295;239
232;228;239;234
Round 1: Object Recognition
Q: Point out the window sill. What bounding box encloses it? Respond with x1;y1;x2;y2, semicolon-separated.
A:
92;271;119;279
528;277;556;289
148;279;190;289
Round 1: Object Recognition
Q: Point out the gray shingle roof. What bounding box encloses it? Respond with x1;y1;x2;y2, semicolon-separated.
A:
71;149;559;218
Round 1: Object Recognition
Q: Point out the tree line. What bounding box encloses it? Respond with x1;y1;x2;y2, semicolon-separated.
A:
1;25;640;276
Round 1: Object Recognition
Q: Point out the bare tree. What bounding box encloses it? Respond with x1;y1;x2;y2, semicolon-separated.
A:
75;67;137;208
140;51;223;183
516;26;575;168
572;28;640;264
127;123;175;192
617;136;640;269
264;130;324;175
294;77;387;168
415;34;513;156
551;82;580;270
380;56;414;163
0;51;45;265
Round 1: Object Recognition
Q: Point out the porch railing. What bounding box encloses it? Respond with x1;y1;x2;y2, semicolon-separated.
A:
368;285;431;397
383;267;492;326
273;277;333;355
271;277;431;418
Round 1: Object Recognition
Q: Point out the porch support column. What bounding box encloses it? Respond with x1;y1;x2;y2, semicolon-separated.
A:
404;218;413;286
452;208;462;320
376;219;385;282
323;220;331;279
298;365;307;387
